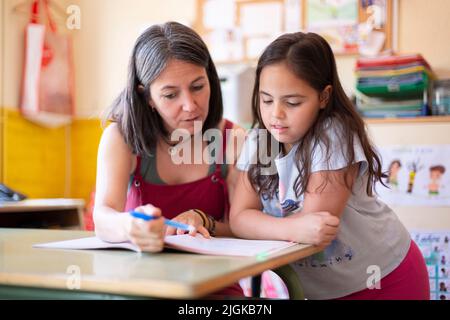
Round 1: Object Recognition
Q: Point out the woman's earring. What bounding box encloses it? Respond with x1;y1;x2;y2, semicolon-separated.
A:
137;85;145;94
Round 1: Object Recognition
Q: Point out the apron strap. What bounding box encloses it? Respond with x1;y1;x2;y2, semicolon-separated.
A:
136;155;142;174
213;119;234;218
214;119;234;173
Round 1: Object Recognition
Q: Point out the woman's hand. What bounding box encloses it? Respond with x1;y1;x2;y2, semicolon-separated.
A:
166;209;210;238
125;204;165;252
288;211;340;247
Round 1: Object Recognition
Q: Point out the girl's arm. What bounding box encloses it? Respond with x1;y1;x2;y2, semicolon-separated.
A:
300;163;360;218
278;165;358;246
230;171;289;240
230;168;343;246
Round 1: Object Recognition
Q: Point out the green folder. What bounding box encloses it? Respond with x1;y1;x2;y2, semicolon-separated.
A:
356;72;429;98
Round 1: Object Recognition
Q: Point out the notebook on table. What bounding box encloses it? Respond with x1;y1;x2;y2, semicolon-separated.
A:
33;234;298;257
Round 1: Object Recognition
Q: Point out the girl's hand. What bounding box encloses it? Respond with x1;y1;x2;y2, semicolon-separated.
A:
125;204;165;252
166;209;210;238
289;211;340;247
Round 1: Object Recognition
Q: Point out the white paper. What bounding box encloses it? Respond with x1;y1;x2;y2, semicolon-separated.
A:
34;236;140;252
240;2;283;37
164;234;297;256
34;235;297;257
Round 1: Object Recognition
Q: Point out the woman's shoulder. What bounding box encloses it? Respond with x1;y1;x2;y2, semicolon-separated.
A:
101;122;121;138
99;123;136;171
100;123;128;149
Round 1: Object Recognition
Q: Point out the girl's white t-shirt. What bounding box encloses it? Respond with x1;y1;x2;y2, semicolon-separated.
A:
236;123;411;299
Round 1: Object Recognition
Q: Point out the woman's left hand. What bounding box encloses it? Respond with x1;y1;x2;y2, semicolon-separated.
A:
166;210;210;238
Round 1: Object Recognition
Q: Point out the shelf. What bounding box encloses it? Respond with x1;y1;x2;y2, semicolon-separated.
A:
364;115;450;124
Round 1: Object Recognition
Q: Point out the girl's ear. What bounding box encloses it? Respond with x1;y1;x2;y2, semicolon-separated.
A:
319;85;332;109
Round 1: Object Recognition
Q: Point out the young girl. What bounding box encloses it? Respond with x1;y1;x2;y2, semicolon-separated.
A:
230;32;429;300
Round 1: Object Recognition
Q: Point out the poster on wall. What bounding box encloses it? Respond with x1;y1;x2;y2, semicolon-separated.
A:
376;145;450;206
410;230;450;300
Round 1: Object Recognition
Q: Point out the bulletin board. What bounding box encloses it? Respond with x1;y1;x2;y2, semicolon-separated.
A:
194;0;396;63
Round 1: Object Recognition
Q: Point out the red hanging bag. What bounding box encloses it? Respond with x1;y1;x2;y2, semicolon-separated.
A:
20;0;75;127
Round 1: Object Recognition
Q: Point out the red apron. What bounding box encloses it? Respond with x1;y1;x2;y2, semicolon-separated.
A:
125;120;244;297
125;120;233;219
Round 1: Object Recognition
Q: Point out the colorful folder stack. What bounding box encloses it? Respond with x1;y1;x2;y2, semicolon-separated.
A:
355;54;435;118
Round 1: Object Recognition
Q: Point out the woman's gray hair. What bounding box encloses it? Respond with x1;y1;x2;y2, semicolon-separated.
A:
105;21;223;156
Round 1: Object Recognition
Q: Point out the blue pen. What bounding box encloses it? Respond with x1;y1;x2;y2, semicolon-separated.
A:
130;211;195;232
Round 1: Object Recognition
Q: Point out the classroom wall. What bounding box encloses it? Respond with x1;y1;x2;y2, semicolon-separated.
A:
64;0;449;116
76;0;450;105
0;0;195;203
3;109;70;198
1;0;77;198
71;0;196;201
2;0;450;221
1;0;102;201
397;0;450;79
74;0;197;118
3;0;450;116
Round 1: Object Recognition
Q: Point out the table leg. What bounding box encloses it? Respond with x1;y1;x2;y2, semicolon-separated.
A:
272;265;304;300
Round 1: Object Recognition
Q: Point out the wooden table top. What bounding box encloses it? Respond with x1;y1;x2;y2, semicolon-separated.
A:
0;228;320;299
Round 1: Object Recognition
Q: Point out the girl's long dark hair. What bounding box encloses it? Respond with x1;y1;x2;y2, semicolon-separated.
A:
249;32;386;198
104;21;223;156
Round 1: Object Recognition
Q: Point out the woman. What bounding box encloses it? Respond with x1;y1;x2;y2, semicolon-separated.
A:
94;22;245;296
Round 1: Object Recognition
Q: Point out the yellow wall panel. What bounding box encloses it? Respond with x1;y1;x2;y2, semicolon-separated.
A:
0;107;4;181
1;108;103;203
2;108;69;198
70;119;103;203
